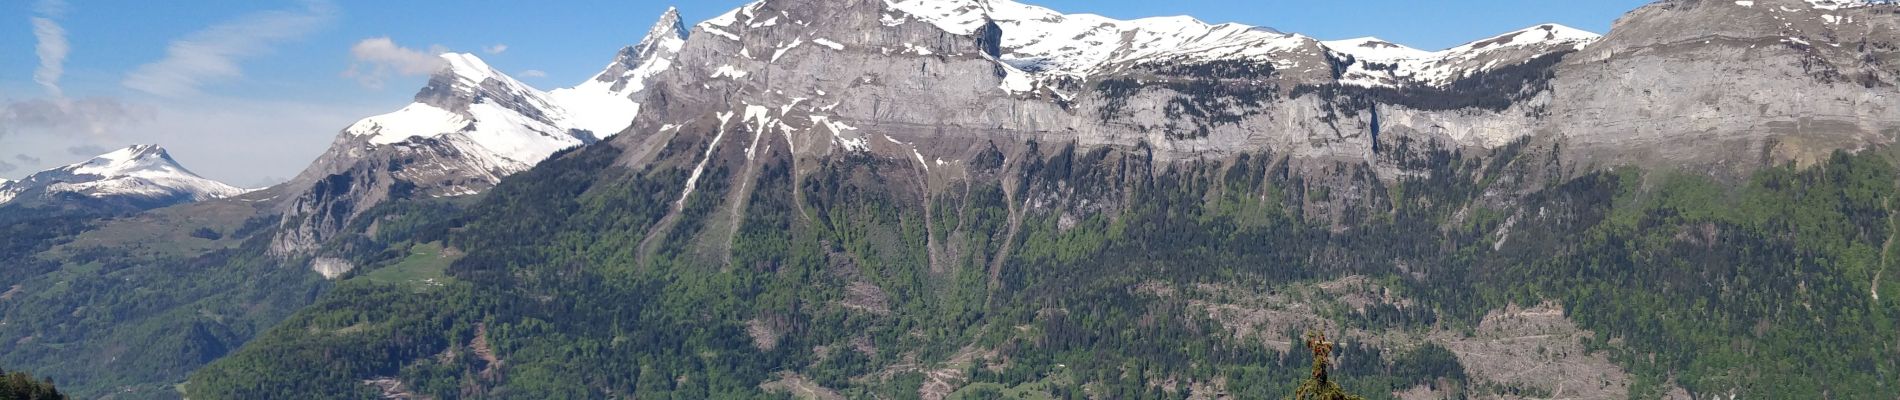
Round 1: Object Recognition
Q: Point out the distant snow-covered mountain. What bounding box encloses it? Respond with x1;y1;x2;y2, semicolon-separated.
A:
0;145;246;209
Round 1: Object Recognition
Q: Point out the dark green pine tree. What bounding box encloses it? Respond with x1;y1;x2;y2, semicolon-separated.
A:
1292;331;1364;400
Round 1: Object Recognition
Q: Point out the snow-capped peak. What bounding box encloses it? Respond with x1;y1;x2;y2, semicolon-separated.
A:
344;53;587;173
333;10;684;185
439;52;508;87
583;6;687;92
0;145;246;206
548;7;687;140
73;145;184;177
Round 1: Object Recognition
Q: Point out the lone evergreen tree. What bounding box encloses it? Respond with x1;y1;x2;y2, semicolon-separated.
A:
1292;331;1364;400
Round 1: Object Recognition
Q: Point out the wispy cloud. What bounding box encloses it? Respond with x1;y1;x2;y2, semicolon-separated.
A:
0;98;153;139
122;0;336;97
518;70;548;78
31;18;67;97
484;44;508;55
344;37;448;89
31;0;69;97
33;0;66;17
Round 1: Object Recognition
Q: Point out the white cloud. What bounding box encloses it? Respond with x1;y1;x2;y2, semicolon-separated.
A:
122;0;336;97
484;44;509;55
31;17;67;97
343;37;450;89
518;70;548;78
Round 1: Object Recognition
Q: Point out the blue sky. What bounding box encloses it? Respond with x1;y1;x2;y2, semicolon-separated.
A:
0;0;1649;185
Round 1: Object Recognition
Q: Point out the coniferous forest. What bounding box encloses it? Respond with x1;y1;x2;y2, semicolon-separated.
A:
161;132;1900;399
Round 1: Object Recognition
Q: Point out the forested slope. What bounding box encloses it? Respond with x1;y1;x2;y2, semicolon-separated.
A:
190;134;1900;398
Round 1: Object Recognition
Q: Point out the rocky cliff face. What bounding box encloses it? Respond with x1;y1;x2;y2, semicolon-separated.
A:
610;0;1482;175
1547;0;1900;174
601;0;1899;204
261;0;1900;271
526;0;1900;270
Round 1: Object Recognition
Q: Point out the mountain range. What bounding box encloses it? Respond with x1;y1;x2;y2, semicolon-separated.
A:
1;0;1898;398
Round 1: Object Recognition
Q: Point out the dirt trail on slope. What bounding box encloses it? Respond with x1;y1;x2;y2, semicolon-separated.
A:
634;211;682;267
1878;195;1895;302
987;186;1025;290
471;323;503;380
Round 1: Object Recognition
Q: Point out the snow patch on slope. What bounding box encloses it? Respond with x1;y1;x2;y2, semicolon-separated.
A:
1327;23;1601;87
882;0;992;35
346;103;470;146
680;111;737;207
812;38;846;50
1323;37;1432;62
885;0;1306;82
1804;0;1884;10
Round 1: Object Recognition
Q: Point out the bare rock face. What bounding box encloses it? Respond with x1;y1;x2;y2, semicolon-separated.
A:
602;0;1596;227
264;0;1900;271
1546;0;1900;175
604;0;1588;194
269;136;506;257
309;257;356;279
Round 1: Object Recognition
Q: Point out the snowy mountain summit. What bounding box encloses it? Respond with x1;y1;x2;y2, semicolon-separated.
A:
270;8;689;257
0;145;246;208
340;52;594;173
316;8;687;185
